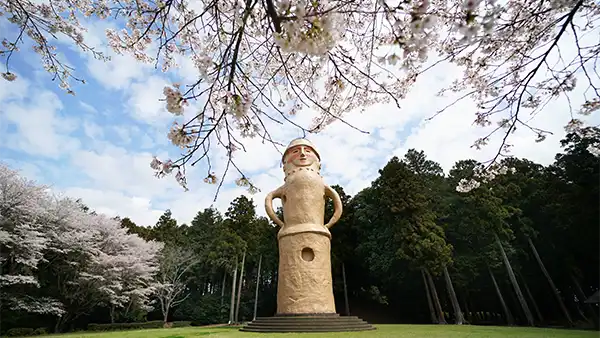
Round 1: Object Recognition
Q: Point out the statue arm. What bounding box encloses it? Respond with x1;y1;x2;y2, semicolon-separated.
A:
324;185;343;229
265;186;285;228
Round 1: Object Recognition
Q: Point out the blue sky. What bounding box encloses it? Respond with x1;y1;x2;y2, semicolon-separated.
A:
1;14;598;227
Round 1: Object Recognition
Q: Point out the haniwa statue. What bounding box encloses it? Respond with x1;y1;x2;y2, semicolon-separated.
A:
265;138;343;315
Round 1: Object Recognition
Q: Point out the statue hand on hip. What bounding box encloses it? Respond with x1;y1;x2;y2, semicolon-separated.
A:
324;185;343;229
265;186;284;227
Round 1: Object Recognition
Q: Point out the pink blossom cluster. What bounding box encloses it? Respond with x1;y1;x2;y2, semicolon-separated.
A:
456;163;516;193
273;0;343;55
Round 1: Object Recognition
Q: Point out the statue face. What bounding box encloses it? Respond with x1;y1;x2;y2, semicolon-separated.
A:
284;145;319;167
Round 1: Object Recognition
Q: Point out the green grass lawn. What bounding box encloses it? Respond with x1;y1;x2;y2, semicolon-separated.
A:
37;325;598;338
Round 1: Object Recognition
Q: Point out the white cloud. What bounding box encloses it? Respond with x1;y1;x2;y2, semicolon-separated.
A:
0;72;29;102
1;78;81;159
87;53;151;91
63;187;164;226
79;101;98;114
83;120;105;140
127;76;173;124
1;158;45;183
111;125;133;144
80;20;154;91
392;63;600;173
70;146;172;196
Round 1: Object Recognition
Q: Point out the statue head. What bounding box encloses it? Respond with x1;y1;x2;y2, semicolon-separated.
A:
282;138;321;177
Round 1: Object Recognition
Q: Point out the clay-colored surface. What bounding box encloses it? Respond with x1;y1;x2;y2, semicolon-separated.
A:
277;232;335;314
265;138;343;315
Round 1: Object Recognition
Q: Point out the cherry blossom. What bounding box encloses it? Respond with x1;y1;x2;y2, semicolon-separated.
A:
1;71;16;81
571;124;600;157
0;164;163;318
2;0;598;194
455;162;516;193
0;165;60;314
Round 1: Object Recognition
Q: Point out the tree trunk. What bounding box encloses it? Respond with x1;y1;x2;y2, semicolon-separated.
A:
53;316;61;333
253;255;262;320
109;305;115;324
488;265;515;326
124;300;133;319
443;266;464;325
568;288;587;317
425;268;447;324
462;294;471;324
342;262;350;316
519;272;544;324
495;233;535;326
235;249;246;323
571;273;599;329
572;288;590;322
163;302;170;324
422;268;438;324
229;258;238;324
527;237;572;326
221;271;226;308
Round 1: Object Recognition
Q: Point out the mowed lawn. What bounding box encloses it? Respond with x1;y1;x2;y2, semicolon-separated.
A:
38;325;598;338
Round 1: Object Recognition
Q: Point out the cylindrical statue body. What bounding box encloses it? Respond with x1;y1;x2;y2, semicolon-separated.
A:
265;138;342;315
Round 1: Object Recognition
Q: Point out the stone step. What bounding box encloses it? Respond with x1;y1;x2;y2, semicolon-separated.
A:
246;320;368;326
240;326;376;333
255;315;359;321
246;323;369;327
254;317;362;323
240;314;375;333
267;313;340;317
256;315;344;320
248;322;370;327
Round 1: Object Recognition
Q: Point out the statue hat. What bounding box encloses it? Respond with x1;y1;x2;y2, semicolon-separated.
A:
282;138;320;163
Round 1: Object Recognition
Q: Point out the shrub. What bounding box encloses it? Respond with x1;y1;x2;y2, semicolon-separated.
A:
87;321;191;331
33;327;47;335
6;328;34;336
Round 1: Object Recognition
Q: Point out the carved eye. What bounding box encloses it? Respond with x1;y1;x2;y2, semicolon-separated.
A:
293;149;299;153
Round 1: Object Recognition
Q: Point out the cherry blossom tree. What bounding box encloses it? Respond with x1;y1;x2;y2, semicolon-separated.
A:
41;197;163;331
0;164;163;330
154;246;200;324
77;213;163;324
1;0;598;193
0;165;65;316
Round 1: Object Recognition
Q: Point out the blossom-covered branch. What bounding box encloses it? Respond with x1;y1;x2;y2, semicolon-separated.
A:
432;0;599;170
0;0;109;89
1;0;598;194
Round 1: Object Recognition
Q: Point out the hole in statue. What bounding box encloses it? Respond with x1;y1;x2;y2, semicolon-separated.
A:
301;247;314;262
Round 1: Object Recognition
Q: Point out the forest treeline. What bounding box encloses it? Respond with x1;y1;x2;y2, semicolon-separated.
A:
1;128;598;334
